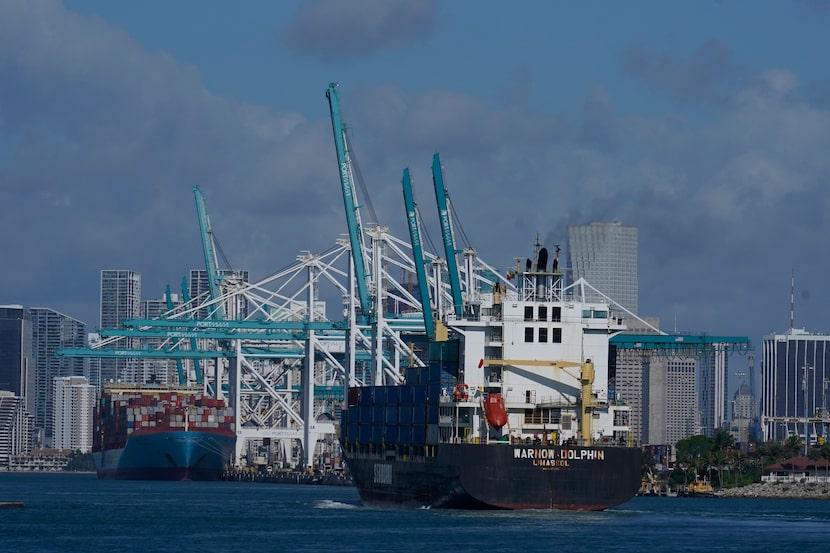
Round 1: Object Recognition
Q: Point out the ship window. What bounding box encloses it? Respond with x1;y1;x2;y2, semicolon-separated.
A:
538;327;548;342
552;307;561;322
552;328;562;343
524;306;533;321
524;327;534;342
538;306;547;320
593;310;607;319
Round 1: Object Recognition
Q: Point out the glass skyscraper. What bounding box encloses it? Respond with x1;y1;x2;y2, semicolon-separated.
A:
99;270;141;384
761;328;830;444
30;308;86;446
0;306;34;414
567;222;638;315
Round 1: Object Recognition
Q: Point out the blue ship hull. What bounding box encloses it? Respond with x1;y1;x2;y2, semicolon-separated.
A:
93;430;236;481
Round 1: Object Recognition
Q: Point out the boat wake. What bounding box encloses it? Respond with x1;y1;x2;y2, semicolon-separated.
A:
313;499;359;510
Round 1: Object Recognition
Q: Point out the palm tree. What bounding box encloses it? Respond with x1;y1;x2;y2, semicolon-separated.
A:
730;449;748;486
713;429;736;452
783;435;803;459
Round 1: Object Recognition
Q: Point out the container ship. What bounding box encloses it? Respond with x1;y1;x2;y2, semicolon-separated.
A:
93;384;236;481
340;240;643;511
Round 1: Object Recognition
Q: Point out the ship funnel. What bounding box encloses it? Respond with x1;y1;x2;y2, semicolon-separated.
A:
537;247;548;272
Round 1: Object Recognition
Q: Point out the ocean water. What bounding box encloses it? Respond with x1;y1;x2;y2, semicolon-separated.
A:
1;472;829;553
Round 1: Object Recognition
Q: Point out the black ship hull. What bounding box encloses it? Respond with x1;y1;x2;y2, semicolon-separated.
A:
343;442;642;511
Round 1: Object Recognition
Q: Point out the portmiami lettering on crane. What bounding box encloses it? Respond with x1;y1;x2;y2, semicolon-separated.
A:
440;209;452;246
340;162;352;196
407;211;420;245
514;448;605;468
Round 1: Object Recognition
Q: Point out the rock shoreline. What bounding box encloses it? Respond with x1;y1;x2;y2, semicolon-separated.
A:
716;482;830;499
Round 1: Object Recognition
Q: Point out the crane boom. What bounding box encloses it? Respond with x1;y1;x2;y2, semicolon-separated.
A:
326;83;371;322
193;186;225;321
164;284;186;385
401;168;435;340
431;153;463;316
180;276;203;385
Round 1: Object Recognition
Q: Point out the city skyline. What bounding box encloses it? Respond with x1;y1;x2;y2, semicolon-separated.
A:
2;1;830;366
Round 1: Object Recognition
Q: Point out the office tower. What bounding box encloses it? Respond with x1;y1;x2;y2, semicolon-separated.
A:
730;381;755;445
641;355;699;446
0;390;34;465
665;357;700;445
761;328;830;444
0;306;34;415
100;270;141;384
30;308;86;446
568;222;638;314
52;376;95;452
698;344;729;437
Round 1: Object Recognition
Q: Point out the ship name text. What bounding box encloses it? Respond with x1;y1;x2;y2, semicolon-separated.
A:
514;448;605;467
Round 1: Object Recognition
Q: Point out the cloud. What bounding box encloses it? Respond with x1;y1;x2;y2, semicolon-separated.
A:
2;2;829;347
621;39;749;108
281;0;438;61
0;0;342;325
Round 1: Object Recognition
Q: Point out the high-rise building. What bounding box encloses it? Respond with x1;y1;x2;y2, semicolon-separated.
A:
761;328;830;444
99;270;141;384
698;344;729;437
0;390;34;466
52;376;95;452
730;381;755;446
568;222;638;314
0;306;34;415
639;355;699;446
666;357;700;444
30;308;86;446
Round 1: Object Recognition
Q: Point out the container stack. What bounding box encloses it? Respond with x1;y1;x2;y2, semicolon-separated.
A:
94;387;235;452
341;358;456;448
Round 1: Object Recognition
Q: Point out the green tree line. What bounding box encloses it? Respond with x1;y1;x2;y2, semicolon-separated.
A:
664;430;830;490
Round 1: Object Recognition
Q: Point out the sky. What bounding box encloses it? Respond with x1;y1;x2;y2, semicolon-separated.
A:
2;0;830;387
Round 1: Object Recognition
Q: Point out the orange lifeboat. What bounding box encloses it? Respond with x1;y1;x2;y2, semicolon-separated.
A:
483;393;507;429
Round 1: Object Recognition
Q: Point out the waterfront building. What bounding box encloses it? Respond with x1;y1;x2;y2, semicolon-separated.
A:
761;328;830;444
0;306;34;415
99;270;141;385
30;308;86;447
0;390;34;467
52;376;95;453
568;222;638;315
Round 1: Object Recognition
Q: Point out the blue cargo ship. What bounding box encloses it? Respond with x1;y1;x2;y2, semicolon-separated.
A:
93;385;236;481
